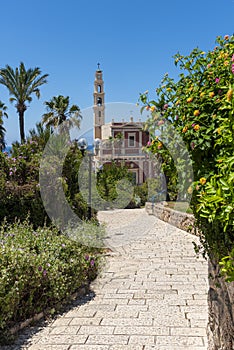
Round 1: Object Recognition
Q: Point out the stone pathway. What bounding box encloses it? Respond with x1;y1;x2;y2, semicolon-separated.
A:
4;208;208;349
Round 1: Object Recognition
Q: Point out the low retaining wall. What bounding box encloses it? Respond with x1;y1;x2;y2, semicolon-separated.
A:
145;201;197;235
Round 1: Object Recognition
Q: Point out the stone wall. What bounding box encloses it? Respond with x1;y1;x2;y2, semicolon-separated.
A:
207;260;234;350
145;201;197;235
145;202;234;349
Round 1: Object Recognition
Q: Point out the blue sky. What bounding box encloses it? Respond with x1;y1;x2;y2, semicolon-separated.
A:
1;0;234;144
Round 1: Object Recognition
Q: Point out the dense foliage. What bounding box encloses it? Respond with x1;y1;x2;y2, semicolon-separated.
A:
0;220;103;342
0;137;89;227
139;35;234;274
95;161;151;209
96;161;133;206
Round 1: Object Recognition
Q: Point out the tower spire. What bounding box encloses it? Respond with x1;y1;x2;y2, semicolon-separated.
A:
93;66;105;139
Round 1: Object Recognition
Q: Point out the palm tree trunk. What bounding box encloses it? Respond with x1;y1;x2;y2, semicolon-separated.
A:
19;111;25;143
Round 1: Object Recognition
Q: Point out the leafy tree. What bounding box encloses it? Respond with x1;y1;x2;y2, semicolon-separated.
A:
96;161;133;207
42;95;82;132
139;35;234;263
0;62;48;143
0;101;8;150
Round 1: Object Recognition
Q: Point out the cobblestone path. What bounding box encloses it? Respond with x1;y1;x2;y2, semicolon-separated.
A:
5;208;208;350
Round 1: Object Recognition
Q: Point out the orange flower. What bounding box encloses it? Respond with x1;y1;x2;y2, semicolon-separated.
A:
200;92;205;98
227;89;233;101
157;142;163;149
187;97;193;103
193;110;200;116
224;61;229;66
182;126;188;133
209;92;215;98
199;177;206;185
150;106;156;112
194;124;200;131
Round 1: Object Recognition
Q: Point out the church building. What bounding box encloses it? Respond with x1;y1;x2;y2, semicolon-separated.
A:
93;65;154;185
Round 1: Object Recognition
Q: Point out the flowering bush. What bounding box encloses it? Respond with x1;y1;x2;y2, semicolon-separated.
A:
139;35;234;268
0;220;104;342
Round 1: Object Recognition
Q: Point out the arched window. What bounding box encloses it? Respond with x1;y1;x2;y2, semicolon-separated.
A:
99;111;101;118
97;97;102;106
98;85;102;93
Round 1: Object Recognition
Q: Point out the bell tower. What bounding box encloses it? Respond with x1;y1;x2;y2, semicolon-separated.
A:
93;63;105;139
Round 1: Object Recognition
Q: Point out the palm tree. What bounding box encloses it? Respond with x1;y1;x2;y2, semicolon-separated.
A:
0;101;8;150
0;62;48;143
42;95;82;132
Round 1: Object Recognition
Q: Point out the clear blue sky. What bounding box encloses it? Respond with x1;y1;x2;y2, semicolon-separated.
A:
1;0;234;144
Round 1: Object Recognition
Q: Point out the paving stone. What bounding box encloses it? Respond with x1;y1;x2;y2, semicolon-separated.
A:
69;317;102;326
49;326;80;335
152;315;190;327
115;304;148;312
86;334;129;345
128;299;146;305
114;326;170;335
186;312;208;320
128;335;156;345
51;317;72;326
156;335;204;346
78;325;115;334
100;317;153;326
65;308;97;318
36;334;88;344
190;319;209;328
170;327;207;336
102;293;134;299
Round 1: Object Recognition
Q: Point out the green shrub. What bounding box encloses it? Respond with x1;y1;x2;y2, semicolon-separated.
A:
0;220;104;342
95;161;133;209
